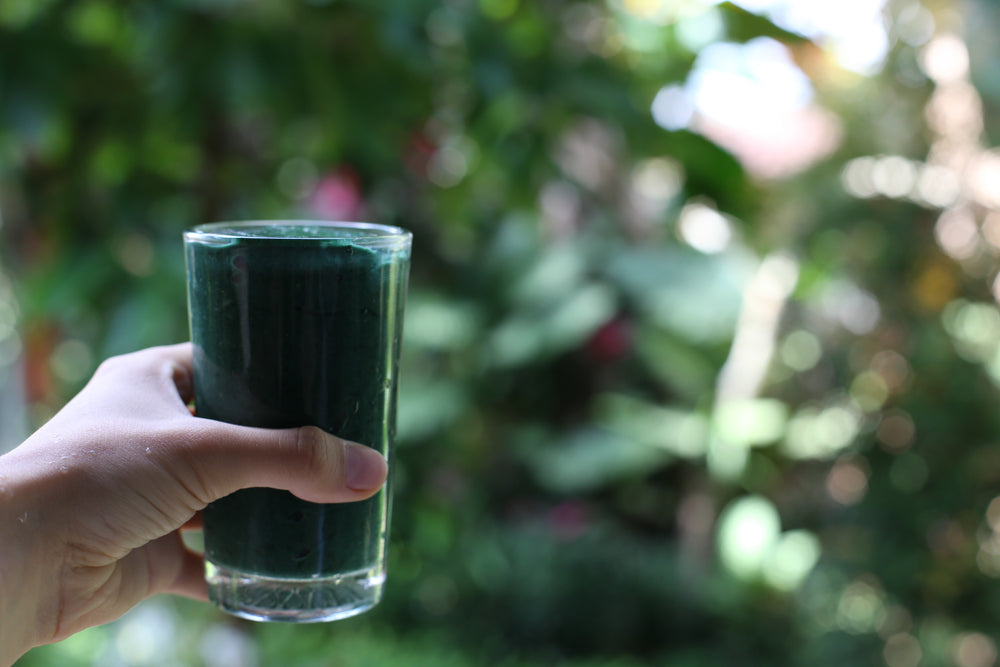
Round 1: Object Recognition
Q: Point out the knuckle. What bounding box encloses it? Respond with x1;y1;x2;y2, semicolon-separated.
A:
94;346;166;376
156;422;218;504
290;425;340;475
93;353;128;378
92;349;153;384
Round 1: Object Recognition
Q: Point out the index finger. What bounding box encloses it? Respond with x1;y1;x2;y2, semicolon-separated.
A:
89;342;196;407
149;342;196;405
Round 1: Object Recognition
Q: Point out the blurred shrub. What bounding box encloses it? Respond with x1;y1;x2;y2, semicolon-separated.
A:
9;0;1000;666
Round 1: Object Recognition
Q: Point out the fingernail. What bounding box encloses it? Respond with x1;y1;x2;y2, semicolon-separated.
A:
345;443;388;491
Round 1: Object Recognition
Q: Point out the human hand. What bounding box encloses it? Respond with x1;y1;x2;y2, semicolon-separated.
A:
0;343;388;665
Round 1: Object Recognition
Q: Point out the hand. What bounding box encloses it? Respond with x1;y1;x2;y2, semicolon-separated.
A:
0;343;387;665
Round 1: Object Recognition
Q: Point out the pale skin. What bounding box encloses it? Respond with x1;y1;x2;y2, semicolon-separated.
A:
0;343;388;666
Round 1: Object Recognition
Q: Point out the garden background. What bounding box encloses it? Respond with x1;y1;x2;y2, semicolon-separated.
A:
5;0;1000;665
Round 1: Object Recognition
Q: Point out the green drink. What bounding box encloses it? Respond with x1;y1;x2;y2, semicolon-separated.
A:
184;221;411;622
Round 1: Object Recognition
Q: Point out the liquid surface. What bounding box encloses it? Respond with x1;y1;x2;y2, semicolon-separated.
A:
186;233;409;578
187;221;408;243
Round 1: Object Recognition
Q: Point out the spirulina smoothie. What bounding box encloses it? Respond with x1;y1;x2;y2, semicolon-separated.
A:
184;221;410;621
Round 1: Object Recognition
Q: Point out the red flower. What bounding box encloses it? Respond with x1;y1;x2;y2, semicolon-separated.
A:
405;129;436;177
586;318;633;363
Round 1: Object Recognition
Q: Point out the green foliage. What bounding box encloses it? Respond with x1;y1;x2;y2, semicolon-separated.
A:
7;0;1000;665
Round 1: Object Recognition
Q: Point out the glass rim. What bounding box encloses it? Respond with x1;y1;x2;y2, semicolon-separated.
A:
184;220;412;245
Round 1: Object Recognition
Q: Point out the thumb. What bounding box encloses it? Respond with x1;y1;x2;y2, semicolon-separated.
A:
166;422;388;507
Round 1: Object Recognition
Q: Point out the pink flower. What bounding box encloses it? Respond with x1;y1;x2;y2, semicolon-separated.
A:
309;167;363;220
548;501;591;540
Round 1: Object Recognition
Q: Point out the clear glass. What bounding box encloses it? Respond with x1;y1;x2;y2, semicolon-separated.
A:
184;220;411;622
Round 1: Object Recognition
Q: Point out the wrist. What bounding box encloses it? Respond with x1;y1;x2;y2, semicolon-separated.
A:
0;454;48;665
0;550;31;666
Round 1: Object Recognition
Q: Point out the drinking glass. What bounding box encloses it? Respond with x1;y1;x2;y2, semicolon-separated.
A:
184;220;411;622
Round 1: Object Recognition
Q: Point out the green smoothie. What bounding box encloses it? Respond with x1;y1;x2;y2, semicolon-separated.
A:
184;221;410;621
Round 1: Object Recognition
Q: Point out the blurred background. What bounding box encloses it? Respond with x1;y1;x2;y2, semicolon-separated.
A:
5;0;1000;665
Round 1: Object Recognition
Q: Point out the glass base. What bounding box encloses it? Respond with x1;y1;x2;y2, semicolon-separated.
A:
205;561;385;623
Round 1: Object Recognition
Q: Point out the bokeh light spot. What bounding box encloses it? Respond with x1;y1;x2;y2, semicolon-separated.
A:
837;579;887;634
850;370;889;412
651;84;695;131
871;155;918;198
876;410;916;452
921;33;970;83
884;633;923;667
827;458;869;505
935;208;980;260
50;339;93;385
677;202;733;254
780;329;822;371
717;495;779;581
784;403;861;460
953;632;998;667
762;529;821;591
276;157;318;200
115;232;155;277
